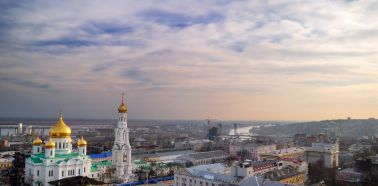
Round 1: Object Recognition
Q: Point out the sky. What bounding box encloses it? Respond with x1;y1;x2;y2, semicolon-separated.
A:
1;0;378;120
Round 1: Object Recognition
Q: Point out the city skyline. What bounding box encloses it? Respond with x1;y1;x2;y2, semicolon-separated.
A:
1;1;378;120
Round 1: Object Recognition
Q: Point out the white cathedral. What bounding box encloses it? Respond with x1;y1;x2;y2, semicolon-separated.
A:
25;96;133;186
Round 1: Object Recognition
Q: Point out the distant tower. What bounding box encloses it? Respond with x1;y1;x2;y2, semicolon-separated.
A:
112;94;132;182
18;123;23;134
335;126;341;139
234;123;238;136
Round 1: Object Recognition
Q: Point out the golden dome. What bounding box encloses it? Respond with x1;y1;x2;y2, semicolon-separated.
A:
77;136;87;147
118;94;127;113
49;114;71;138
118;103;127;113
32;137;43;146
45;139;55;149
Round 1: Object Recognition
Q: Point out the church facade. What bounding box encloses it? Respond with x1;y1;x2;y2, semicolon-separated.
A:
24;96;132;185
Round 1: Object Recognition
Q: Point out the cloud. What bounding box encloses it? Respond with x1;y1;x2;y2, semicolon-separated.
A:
81;21;134;35
1;0;378;119
138;9;224;28
0;76;51;89
34;38;96;47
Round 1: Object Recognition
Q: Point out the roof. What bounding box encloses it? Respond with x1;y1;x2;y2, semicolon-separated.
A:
263;165;301;181
188;163;228;174
182;163;237;184
88;151;112;159
263;147;305;156
239;176;292;186
30;157;43;164
178;150;228;161
238;160;278;169
91;160;112;172
48;176;104;186
29;152;86;164
133;150;194;161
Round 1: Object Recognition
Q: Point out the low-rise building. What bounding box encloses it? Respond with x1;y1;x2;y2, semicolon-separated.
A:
176;150;229;166
239;176;295;186
304;146;338;168
312;142;339;151
231;159;308;183
175;163;238;186
0;157;13;169
88;151;112;163
260;147;305;161
263;165;305;185
229;143;276;161
231;160;283;178
336;168;364;183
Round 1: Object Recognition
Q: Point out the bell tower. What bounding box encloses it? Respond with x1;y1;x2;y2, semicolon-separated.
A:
112;94;132;182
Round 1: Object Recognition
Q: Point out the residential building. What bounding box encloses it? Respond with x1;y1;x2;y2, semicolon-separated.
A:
263;165;305;185
175;163;238;186
176;150;229;166
229;143;276;161
231;160;283;178
260;147;305;161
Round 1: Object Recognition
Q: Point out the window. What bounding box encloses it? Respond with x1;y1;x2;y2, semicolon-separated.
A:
84;167;86;173
78;169;81;175
37;170;39;176
62;171;64;177
50;150;52;156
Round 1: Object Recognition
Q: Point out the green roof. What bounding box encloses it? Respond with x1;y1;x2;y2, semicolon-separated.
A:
30;152;88;164
91;160;112;172
33;152;82;159
31;157;43;164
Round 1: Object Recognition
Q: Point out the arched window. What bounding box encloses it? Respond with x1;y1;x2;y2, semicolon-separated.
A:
50;150;53;156
37;170;39;176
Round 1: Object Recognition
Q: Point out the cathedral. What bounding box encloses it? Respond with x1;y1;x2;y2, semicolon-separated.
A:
25;96;133;186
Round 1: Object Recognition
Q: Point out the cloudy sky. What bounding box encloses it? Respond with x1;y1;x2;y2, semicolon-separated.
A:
1;0;378;120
